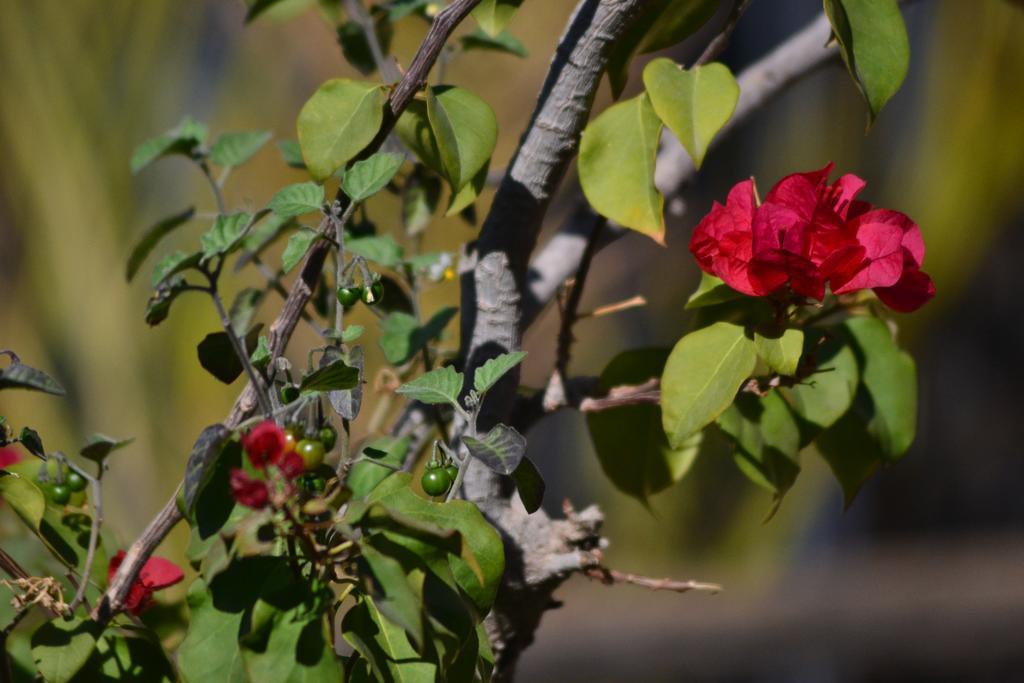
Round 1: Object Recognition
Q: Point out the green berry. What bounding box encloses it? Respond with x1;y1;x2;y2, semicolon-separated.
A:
66;471;87;493
50;484;71;505
319;426;337;452
444;464;459;482
336;286;362;308
361;280;384;306
280;384;300;404
420;468;451;497
296;439;325;470
299;472;326;494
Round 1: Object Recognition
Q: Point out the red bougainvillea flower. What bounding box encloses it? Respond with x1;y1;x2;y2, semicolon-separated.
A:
690;163;934;311
0;446;21;468
108;550;183;616
230;468;270;509
241;421;287;469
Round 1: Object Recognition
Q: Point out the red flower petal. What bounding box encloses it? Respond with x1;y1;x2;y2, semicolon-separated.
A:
875;268;936;313
0;447;22;468
277;451;305;480
106;551;182;616
230;468;270;509
241;421;286;469
139;556;184;590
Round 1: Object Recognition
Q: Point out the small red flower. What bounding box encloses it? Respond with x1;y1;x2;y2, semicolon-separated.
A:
230;469;270;509
277;451;305;480
107;551;183;616
690;163;934;311
242;421;286;469
0;446;21;468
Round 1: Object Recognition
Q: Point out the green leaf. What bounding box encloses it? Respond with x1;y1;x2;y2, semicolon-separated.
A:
843;316;917;460
589;350;700;505
0;356;66;395
200;212;254;263
367;473;504;611
342;325;365;343
196;327;262;385
297;79;388;181
379;308;457;366
299;358;359;394
347;234;404;268
178;559;287;683
463;423;526;475
606;0;718;98
130;115;208;174
472;0;524;36
268;181;324;218
228;288;264;336
359;539;425;647
0;471;45;533
402;167;442;235
685;272;744;309
19;426;44;457
320;345;364;420
395;101;443;175
342;599;436;683
823;0;910;122
444;159;488;217
86;627;176;682
210;130;272;168
473;351;527;395
342;152;405;202
151;250;201;288
349;437;409;498
145;277;190;327
80;434;134;463
249;336;271;370
426;85;497;191
459;28;527;57
718;392;801;497
245;0;290;22
586;349;700;503
30;618;101;683
276;139;305;169
816;409;883;507
337;13;394;76
754;328;804;376
395;366;464;407
182;424;233;515
511;456;545;514
579;93;665;243
661;322;757;448
781;330;859;437
240;577;340;683
125;207;195;282
643;58;739;169
281;228;319;273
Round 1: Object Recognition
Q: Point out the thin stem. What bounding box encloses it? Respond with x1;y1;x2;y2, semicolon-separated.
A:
341;0;401;82
199;160;227;214
210;283;273;416
68;460;103;611
693;0;753;67
334;201;359;335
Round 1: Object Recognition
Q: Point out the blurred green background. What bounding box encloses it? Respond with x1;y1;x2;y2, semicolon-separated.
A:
1;1;1023;681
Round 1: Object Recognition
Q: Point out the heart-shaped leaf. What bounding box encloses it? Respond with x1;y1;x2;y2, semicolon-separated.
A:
268;181;324;218
473;351;527;395
643;58;739;169
209;130;272;168
395;366;464;407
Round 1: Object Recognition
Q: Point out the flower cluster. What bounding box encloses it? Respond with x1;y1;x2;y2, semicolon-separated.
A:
690;163;934;312
107;551;183;616
230;421;304;509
